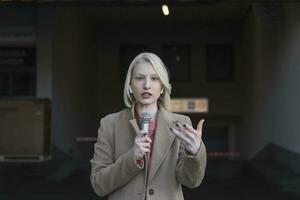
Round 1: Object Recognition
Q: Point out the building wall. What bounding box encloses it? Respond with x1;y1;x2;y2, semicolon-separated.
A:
2;5;276;160
0;5;244;159
96;22;243;118
240;3;300;168
50;8;97;159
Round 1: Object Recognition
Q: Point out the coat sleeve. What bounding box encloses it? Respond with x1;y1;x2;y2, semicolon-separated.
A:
175;116;207;188
90;117;143;197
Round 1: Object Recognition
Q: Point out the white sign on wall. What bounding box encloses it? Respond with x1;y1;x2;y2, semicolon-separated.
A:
0;27;35;45
170;98;209;113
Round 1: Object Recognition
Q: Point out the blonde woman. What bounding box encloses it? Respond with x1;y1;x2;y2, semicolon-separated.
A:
90;52;206;200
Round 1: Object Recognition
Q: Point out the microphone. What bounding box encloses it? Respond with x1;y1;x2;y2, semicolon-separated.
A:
140;112;151;136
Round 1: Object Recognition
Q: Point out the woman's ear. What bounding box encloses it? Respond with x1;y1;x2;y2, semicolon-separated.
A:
129;86;133;94
160;88;164;94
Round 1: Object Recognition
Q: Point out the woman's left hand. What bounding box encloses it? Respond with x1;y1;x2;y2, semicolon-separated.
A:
170;119;205;156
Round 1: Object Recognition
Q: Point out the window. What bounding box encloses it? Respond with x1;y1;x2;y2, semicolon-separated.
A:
206;44;234;82
163;45;190;82
0;47;36;98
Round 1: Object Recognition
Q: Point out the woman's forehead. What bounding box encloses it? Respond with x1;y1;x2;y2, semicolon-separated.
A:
133;61;157;75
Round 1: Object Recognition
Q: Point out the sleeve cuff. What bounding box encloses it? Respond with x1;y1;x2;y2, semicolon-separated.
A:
184;142;202;158
134;158;144;169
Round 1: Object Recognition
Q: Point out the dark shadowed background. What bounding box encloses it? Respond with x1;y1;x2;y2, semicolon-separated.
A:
0;1;300;199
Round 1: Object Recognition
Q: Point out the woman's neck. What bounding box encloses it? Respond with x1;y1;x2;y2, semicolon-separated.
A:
136;103;158;120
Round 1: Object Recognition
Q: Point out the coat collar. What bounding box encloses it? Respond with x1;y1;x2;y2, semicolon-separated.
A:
129;105;140;136
128;103;177;183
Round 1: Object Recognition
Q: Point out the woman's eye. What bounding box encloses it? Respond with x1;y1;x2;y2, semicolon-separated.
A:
151;77;159;81
136;77;144;80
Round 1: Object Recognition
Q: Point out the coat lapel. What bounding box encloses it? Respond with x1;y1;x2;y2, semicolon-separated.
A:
129;119;140;136
129;105;141;136
127;104;177;183
148;107;175;183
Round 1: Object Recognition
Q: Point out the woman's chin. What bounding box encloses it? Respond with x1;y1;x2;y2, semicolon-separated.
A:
136;99;158;106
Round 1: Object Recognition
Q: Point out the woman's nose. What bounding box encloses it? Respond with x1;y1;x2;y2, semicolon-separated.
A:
144;78;151;89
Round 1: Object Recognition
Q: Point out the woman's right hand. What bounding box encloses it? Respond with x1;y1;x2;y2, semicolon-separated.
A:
133;135;152;161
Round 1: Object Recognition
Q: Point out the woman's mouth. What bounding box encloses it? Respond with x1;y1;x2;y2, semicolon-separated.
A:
141;92;152;98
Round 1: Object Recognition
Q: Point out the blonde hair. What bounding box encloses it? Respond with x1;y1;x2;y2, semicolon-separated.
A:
123;52;171;110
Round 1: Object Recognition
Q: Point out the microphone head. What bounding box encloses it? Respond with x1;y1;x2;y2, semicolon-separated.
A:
140;112;151;124
140;112;151;135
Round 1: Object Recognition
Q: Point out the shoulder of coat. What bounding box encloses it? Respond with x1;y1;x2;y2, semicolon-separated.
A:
101;108;130;123
168;111;189;121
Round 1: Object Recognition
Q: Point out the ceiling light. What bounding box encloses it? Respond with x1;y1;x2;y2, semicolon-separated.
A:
162;4;169;16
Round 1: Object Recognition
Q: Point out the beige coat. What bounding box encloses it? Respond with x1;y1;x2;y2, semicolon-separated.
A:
90;106;207;200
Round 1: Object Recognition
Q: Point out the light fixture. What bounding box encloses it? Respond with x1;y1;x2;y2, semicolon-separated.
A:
162;4;169;16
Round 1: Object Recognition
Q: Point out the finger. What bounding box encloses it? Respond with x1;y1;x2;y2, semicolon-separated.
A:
196;119;205;132
141;147;151;153
140;130;148;137
182;123;198;135
170;127;191;144
144;136;152;143
180;139;188;147
140;142;151;149
174;123;195;140
174;122;186;132
139;136;152;143
135;140;147;149
137;131;144;138
182;130;195;141
175;122;191;134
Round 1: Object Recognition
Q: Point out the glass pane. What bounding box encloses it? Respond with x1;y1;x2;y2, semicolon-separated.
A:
163;45;190;82
206;44;234;81
202;126;229;152
0;72;10;96
0;47;35;68
12;71;35;96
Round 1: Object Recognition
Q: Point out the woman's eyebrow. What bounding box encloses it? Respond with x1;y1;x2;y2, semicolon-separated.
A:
135;73;158;76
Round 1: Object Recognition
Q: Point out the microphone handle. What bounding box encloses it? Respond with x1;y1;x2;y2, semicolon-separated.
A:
141;123;150;163
141;123;149;136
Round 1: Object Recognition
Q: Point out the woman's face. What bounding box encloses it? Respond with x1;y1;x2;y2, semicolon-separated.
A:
130;61;163;107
